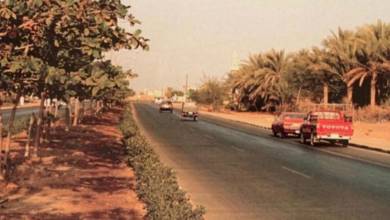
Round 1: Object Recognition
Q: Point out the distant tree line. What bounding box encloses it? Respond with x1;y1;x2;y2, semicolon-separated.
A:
195;20;390;112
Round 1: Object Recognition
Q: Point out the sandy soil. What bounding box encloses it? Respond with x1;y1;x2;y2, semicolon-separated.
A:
0;109;145;220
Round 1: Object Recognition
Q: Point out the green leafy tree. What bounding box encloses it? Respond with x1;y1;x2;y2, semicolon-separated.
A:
192;77;226;110
0;0;148;168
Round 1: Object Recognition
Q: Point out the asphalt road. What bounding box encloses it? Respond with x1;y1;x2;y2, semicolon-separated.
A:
0;106;40;123
134;103;390;220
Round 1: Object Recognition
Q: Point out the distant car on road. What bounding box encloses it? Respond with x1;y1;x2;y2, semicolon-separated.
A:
181;102;198;121
159;100;173;113
272;112;306;138
154;97;163;105
300;111;353;147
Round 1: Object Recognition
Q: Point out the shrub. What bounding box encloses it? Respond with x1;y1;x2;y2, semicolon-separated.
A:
1;115;30;137
354;106;390;123
119;105;205;220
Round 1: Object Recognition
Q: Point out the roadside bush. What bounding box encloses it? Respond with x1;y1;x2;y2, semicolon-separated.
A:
119;105;205;220
1;115;30;137
354;106;390;123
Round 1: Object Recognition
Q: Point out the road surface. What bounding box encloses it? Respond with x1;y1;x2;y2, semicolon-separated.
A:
0;106;40;123
133;103;390;220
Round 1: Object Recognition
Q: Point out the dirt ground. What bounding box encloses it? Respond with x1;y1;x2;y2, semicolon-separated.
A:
0;109;145;220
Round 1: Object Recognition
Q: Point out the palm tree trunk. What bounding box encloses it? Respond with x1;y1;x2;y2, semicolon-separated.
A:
323;83;329;104
347;86;353;104
370;71;377;108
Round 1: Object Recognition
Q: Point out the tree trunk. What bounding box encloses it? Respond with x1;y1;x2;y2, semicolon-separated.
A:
25;113;36;158
5;92;22;156
347;86;353;104
80;100;85;123
54;101;59;118
370;71;377;108
73;98;80;126
65;101;71;131
0;113;3;179
45;108;51;142
33;92;46;158
323;83;329;104
0;113;3;155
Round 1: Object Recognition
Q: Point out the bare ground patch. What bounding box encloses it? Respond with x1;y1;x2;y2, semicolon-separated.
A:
0;108;145;220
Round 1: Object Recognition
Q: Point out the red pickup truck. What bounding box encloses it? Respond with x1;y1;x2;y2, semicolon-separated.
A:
272;112;306;138
300;111;353;147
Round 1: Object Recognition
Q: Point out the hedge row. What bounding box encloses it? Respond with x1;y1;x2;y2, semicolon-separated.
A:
1;115;30;137
119;105;205;220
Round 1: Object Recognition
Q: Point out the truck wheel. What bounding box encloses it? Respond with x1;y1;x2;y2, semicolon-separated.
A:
310;132;316;146
341;140;348;147
280;131;287;139
193;116;198;121
272;129;277;137
300;133;306;144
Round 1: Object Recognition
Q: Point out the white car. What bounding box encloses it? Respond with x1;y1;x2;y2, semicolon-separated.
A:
154;97;163;105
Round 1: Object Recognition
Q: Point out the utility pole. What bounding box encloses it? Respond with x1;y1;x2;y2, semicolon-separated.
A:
185;74;188;102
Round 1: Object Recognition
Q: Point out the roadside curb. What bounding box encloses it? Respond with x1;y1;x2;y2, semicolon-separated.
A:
349;142;390;154
200;111;390;155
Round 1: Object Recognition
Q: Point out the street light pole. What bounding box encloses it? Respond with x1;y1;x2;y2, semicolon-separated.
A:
185;74;188;102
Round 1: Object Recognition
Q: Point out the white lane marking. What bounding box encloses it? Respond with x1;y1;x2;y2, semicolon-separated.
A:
203;134;214;140
317;148;390;170
230;144;244;152
282;166;312;179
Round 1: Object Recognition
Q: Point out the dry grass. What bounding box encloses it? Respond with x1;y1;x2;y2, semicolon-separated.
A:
353;106;390;123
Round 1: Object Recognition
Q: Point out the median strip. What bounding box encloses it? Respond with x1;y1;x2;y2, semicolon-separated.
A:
119;104;205;220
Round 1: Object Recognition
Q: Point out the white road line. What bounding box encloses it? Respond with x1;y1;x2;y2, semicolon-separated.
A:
282;166;312;179
230;144;245;152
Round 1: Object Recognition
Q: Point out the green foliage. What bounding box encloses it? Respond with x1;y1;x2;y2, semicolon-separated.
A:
225;50;292;111
224;20;390;110
1;115;30;137
190;76;226;110
119;105;205;220
0;0;148;104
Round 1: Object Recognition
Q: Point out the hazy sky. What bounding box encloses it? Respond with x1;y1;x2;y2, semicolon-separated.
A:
106;0;390;91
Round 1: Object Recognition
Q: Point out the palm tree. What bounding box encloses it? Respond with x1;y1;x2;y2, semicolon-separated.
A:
225;54;265;110
345;20;390;107
307;47;347;104
323;28;359;104
249;50;291;106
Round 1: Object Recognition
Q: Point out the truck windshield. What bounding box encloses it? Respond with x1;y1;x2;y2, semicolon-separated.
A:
284;113;305;119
